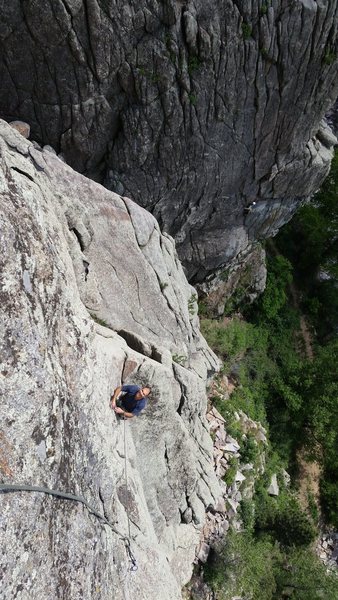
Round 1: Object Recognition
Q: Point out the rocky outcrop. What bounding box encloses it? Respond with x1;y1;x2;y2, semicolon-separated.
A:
317;530;338;570
0;120;223;599
0;1;337;283
195;404;267;563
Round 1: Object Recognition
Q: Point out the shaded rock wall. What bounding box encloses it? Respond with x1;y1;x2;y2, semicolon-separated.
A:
0;1;337;282
0;120;222;599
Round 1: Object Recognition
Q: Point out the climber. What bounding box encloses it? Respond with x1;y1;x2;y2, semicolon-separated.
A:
243;201;256;214
110;384;151;418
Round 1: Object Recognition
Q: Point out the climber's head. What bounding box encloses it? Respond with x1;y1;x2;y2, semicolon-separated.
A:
135;386;151;401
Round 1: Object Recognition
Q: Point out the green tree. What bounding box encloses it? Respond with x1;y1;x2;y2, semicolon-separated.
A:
205;531;338;600
205;530;277;600
277;149;338;339
259;254;293;319
274;547;338;600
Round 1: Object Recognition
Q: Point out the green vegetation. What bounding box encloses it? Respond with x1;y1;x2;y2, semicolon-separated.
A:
205;455;336;598
259;254;293;318
188;92;197;105
201;298;295;425
187;55;202;75
201;316;256;364
240;433;259;464
90;313;110;328
203;180;338;490
205;530;277;600
277;150;338;340
241;22;252;40
159;281;168;291
307;490;319;523
220;268;230;281
260;1;273;17
239;498;255;531
188;293;198;314
323;47;336;65
276;149;338;525
254;488;316;547
172;353;187;365
201;150;338;598
222;284;249;315
164;33;177;64
205;529;338;600
223;456;238;487
137;66;160;83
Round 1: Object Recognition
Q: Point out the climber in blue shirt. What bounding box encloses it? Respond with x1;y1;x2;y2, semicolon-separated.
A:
110;384;151;418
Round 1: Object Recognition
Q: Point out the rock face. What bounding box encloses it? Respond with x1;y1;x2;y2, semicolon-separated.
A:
0;1;337;282
0;120;222;599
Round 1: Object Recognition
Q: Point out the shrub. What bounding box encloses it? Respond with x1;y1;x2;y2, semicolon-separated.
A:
224;456;238;487
187;55;201;74
275;495;316;546
255;490;316;547
205;530;277;600
206;532;338;600
273;546;338;600
259;255;293;319
201;317;255;363
239;499;255;532
320;476;338;528
240;434;259;464
188;293;197;314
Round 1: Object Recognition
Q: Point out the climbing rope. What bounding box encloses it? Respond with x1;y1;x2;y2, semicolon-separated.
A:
0;482;137;571
123;414;132;543
0;400;139;586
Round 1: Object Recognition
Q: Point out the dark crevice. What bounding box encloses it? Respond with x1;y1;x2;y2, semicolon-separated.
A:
177;394;185;416
83;259;89;281
117;329;164;364
164;443;170;470
10;166;35;183
118;329;151;357
70;227;85;251
98;487;109;522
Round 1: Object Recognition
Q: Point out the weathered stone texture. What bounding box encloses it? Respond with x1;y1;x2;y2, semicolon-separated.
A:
0;1;337;282
0;120;221;599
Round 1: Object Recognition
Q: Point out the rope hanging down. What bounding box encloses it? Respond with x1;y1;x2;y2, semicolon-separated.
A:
123;415;132;542
0;482;137;572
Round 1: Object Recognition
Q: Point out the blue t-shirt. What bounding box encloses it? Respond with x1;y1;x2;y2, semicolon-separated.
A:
121;384;147;416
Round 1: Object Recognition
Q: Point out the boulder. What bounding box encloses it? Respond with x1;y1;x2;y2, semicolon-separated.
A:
267;474;280;496
9;120;30;138
281;469;291;487
235;471;246;483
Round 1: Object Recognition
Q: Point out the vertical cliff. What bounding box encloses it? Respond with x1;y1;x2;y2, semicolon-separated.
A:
0;0;337;283
0;120;222;599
